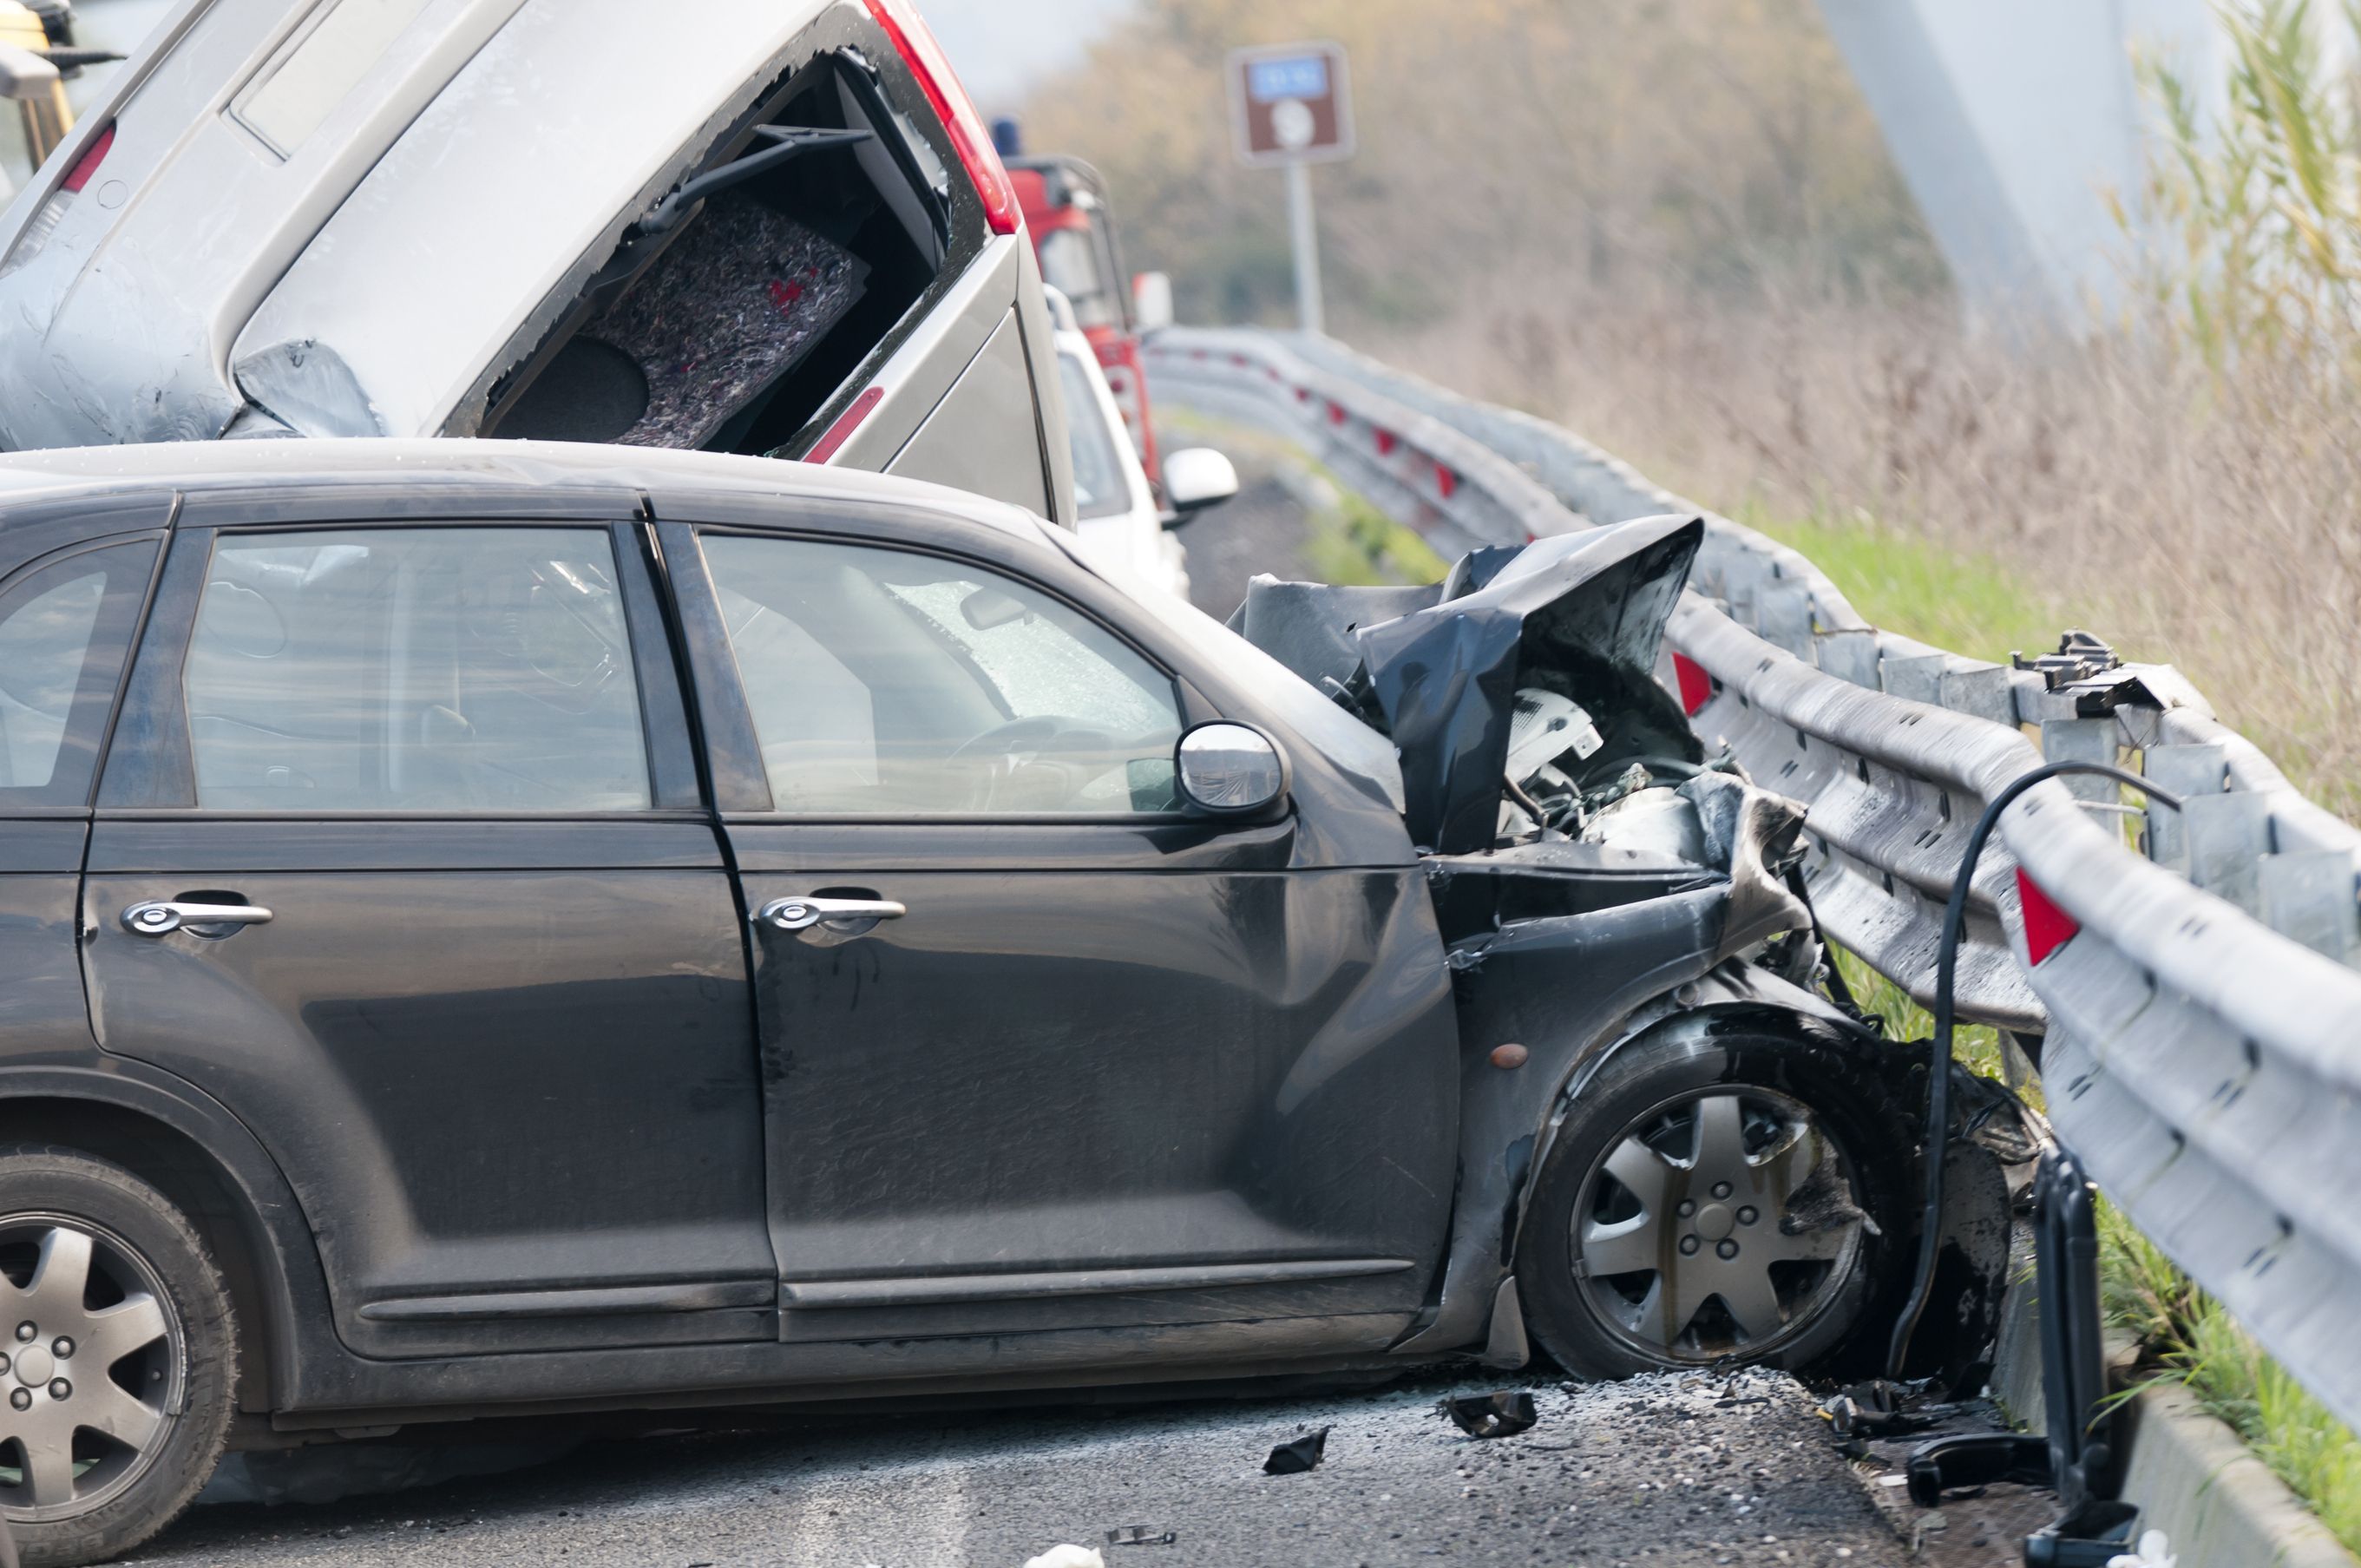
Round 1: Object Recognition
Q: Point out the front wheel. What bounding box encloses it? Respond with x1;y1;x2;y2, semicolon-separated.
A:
0;1148;237;1567
1514;1027;1912;1380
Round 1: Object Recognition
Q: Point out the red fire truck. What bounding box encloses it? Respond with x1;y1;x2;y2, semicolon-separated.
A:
999;141;1163;484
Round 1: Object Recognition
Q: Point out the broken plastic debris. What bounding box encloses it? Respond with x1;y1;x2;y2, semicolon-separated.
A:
1023;1547;1105;1568
2107;1531;2175;1568
1262;1426;1332;1474
1103;1525;1177;1548
1438;1390;1539;1438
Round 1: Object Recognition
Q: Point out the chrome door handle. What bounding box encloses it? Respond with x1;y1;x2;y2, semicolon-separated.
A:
757;896;906;932
121;900;274;936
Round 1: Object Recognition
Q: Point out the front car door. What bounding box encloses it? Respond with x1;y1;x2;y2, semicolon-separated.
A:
656;500;1459;1363
82;508;774;1358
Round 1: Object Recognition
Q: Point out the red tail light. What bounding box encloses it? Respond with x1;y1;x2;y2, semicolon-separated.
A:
861;0;1021;236
803;386;883;463
1672;653;1714;716
2016;868;2080;964
0;123;115;280
62;123;115;193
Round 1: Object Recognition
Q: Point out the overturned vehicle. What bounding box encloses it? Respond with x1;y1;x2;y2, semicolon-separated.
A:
0;442;2012;1564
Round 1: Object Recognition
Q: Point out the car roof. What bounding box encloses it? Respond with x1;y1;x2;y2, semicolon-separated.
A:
0;438;1061;543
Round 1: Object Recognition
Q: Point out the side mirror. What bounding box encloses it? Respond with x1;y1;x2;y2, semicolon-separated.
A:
1159;447;1238;529
1174;721;1288;816
1131;270;1174;335
0;43;60;102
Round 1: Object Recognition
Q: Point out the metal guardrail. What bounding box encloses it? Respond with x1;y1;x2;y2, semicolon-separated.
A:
1148;325;2361;1435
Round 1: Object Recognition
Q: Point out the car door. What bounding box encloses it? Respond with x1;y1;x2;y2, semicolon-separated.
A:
81;511;775;1359
0;509;167;1068
656;506;1459;1358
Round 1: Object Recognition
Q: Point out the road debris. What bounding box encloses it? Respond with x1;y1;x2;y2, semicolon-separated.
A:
2107;1529;2175;1568
1262;1426;1332;1474
1437;1390;1540;1439
1102;1525;1177;1548
1022;1546;1105;1568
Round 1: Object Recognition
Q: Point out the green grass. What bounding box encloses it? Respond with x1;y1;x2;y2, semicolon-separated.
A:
2098;1197;2361;1555
1302;478;1451;587
1826;945;2020;1092
1759;502;2361;1553
1735;502;2063;666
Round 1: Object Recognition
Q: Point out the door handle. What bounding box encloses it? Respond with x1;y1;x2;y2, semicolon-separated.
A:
756;896;906;933
121;900;274;936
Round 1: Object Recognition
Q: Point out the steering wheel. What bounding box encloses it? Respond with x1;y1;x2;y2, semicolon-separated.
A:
944;715;1072;766
942;716;1127;811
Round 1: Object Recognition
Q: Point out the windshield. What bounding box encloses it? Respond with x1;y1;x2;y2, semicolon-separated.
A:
1059;351;1134;520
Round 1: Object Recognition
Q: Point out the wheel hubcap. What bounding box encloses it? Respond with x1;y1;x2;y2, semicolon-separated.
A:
1572;1088;1865;1363
0;1217;181;1522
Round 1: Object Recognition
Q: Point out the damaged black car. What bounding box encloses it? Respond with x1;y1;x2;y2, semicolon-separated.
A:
0;440;2010;1565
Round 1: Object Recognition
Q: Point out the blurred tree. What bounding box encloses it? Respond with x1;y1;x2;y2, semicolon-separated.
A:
1017;0;1946;329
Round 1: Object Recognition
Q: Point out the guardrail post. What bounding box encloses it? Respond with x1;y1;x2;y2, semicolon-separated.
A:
1938;665;2017;728
2257;850;2361;968
1756;583;1814;659
2141;744;2228;871
2041;720;2121;805
1815;628;1879;689
2182;792;2275;915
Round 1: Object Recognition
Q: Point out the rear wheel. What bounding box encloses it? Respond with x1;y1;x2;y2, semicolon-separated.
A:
1515;1027;1911;1380
0;1148;235;1567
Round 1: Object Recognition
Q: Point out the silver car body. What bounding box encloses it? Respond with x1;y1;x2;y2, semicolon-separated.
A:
0;0;1072;522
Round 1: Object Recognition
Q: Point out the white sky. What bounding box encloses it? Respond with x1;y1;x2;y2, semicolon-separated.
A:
918;0;1135;112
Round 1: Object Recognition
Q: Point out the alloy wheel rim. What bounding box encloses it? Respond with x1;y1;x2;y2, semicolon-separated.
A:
0;1215;184;1523
1571;1087;1866;1364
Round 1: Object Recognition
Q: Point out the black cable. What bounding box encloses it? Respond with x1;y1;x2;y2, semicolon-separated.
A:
1884;760;2183;1381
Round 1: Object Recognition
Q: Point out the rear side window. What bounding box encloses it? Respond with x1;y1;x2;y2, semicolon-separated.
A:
0;540;158;807
1059;354;1131;521
482;46;963;458
182;528;651;812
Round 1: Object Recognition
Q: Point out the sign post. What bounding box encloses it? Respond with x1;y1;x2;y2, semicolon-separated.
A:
1228;42;1353;336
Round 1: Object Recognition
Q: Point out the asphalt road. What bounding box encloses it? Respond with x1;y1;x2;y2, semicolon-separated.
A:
140;1371;1900;1568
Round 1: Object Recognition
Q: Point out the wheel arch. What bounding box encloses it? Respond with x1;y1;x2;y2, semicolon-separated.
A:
1392;945;1894;1361
0;1068;331;1418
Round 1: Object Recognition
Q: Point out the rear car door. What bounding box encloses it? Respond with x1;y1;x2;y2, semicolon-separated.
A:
659;504;1459;1359
0;502;167;1068
81;509;774;1358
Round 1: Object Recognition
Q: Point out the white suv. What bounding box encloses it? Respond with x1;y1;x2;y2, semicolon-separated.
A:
0;0;1074;521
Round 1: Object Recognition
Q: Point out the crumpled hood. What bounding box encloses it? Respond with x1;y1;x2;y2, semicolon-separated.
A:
1230;515;1707;853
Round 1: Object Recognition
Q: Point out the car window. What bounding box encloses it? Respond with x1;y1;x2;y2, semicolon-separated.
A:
1038;228;1115;329
183;528;652;812
701;534;1182;815
0;541;155;804
1059;353;1134;521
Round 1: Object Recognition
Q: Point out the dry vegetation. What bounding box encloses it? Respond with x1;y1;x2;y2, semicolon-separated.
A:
1024;0;2361;814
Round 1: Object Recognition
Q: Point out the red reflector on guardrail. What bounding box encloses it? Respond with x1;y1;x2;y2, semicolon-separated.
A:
2016;868;2080;964
1375;430;1396;455
1435;464;1457;498
1672;653;1713;716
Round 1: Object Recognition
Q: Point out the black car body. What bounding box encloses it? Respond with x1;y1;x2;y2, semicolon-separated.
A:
0;441;1993;1565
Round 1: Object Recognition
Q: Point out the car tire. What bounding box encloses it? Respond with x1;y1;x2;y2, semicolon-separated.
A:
0;1146;236;1568
1514;1026;1912;1381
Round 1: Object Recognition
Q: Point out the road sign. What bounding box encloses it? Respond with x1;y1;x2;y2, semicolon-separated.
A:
1227;42;1353;167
